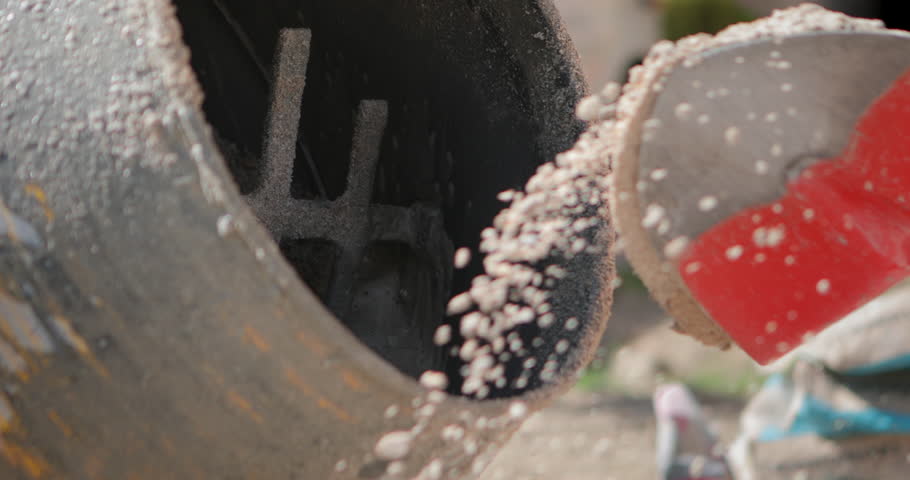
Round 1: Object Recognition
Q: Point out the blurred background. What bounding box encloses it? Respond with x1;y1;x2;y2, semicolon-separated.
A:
481;2;909;479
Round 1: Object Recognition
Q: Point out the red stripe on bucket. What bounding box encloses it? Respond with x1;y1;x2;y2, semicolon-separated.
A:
679;69;910;364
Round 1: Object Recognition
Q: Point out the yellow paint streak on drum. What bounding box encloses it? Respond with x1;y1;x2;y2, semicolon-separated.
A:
284;367;355;423
226;391;264;425
1;441;51;478
47;410;73;438
50;315;110;379
243;326;271;353
295;330;329;357
340;369;369;393
23;185;54;223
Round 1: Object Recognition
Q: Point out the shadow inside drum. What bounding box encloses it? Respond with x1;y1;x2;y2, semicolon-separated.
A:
173;0;605;398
